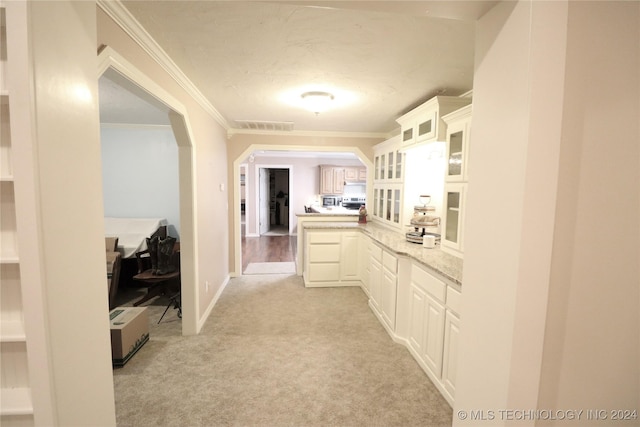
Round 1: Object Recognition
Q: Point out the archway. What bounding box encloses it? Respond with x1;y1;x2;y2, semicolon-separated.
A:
98;46;199;335
232;145;373;276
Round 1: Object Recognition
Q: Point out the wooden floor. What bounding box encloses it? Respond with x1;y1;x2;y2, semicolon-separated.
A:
241;234;296;272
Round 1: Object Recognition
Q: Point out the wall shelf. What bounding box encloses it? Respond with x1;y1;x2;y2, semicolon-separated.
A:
0;321;26;342
0;388;33;416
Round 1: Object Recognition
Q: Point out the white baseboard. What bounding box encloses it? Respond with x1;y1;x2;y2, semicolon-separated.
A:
197;274;229;332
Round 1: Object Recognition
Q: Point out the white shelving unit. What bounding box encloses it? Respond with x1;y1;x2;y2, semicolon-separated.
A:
0;2;33;423
1;2;55;425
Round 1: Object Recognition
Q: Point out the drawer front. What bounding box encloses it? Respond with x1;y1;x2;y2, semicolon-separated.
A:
446;286;462;315
309;244;341;262
382;250;397;273
308;232;341;244
411;263;446;302
308;263;340;282
370;243;382;262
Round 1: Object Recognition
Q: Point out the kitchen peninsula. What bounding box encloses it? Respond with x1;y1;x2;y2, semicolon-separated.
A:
295;209;358;276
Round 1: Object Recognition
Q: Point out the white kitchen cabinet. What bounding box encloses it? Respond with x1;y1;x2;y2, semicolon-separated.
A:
368;242;400;334
373;137;404;184
368;243;383;310
441;183;466;256
442;309;460;401
369;256;382;311
380;251;398;331
408;282;427;355
441;104;472;258
304;230;361;287
396;96;471;149
376;185;402;225
367;244;397;332
372;136;405;229
443;105;472;182
358;234;371;296
339;232;360;281
423;293;445;378
406;261;451;392
306;232;341;283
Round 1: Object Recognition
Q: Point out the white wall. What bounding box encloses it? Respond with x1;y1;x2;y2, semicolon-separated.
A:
454;1;639;425
101;125;181;237
538;0;639;416
403;141;446;226
24;2;117;424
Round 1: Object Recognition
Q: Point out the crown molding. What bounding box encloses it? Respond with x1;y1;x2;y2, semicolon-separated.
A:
97;0;230;130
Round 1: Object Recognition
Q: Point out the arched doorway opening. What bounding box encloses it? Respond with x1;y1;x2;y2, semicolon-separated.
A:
98;46;198;335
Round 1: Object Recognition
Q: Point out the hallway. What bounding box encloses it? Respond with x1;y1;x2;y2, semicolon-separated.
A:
241;234;296;272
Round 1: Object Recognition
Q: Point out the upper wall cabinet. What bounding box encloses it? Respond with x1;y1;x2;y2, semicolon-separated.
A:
319;165;345;195
442;104;472;182
372;135;404;229
396;96;471;149
440;104;473;258
319;165;366;195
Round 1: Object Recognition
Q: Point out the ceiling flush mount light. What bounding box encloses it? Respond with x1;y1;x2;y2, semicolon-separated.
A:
301;91;334;115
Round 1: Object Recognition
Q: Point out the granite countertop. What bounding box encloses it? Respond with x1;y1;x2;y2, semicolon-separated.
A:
302;221;463;287
297;206;359;216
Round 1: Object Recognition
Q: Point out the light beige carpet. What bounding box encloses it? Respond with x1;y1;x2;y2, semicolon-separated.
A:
113;275;453;426
244;261;296;275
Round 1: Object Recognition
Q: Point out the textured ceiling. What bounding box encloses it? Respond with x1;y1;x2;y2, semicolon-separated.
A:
101;1;494;134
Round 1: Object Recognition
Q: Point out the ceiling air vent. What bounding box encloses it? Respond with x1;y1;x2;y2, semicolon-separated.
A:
234;120;294;132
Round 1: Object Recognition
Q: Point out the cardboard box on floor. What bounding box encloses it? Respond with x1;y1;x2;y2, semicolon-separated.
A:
109;307;149;367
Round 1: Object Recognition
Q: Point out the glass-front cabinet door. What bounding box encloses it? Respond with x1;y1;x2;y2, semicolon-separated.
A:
441;183;465;254
372;184;402;228
395;151;403;180
393;188;401;224
402;126;414;145
372;134;404;228
445;118;469;182
416;109;437;143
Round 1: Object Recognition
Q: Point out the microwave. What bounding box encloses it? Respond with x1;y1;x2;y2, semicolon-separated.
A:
322;196;341;207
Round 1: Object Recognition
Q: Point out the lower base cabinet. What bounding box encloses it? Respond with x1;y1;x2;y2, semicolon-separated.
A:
442;310;460;400
423;293;445;377
405;261;460;406
380;251;398;330
304;230;361;287
367;243;397;332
